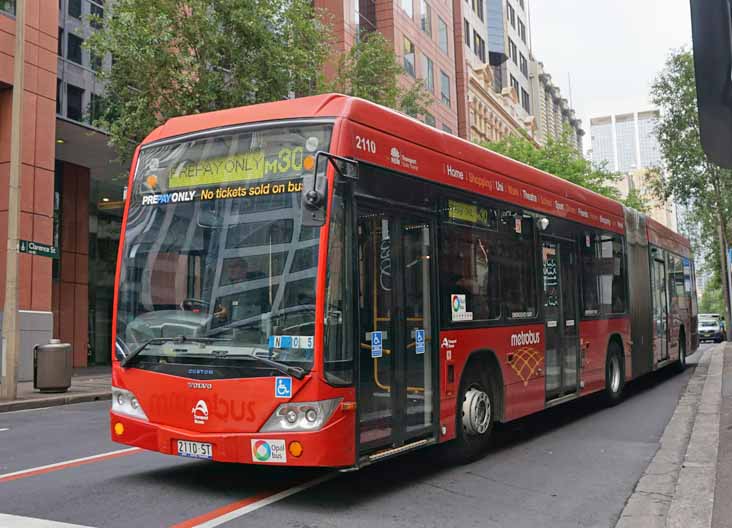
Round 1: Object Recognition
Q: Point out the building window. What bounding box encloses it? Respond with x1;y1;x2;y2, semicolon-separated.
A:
509;38;517;65
91;52;102;72
507;2;515;28
438;17;448;54
440;70;450;106
518;19;527;43
90;2;104;29
510;75;520;96
400;0;413;18
475;0;484;20
0;0;15;16
56;80;62;114
420;0;431;37
464;19;470;47
67;33;83;65
90;93;103;123
57;28;64;57
473;31;486;63
519;53;528;77
517;0;525;9
403;37;416;77
68;0;81;19
422;54;434;93
442;124;452;134
521;88;530;113
66;84;84;121
424;113;436;127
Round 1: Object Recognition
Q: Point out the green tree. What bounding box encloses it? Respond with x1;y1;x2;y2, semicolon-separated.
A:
650;48;732;328
482;128;648;210
86;0;331;162
326;32;432;120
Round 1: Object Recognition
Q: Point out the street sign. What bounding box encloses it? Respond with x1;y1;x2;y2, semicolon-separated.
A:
18;240;58;259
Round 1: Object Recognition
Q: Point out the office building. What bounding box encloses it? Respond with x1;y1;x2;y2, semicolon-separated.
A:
529;60;584;151
590;110;675;230
590;110;662;172
454;0;535;143
317;0;459;133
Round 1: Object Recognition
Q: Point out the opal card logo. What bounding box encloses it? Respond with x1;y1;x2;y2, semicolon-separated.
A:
251;439;287;463
450;294;473;322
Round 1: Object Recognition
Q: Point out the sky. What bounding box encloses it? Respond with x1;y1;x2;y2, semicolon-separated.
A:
529;0;692;147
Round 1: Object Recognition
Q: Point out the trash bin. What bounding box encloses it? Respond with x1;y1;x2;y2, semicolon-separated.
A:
33;339;72;393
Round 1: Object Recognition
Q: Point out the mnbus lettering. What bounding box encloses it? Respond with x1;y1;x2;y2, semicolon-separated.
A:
510;331;541;347
149;393;257;422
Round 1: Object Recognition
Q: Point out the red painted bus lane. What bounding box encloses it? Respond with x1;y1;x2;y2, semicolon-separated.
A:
0;447;141;484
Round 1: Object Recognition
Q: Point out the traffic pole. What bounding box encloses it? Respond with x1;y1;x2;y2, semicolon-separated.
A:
718;223;732;342
0;0;25;401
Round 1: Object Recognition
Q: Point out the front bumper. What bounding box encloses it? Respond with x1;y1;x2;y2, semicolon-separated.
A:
110;410;356;468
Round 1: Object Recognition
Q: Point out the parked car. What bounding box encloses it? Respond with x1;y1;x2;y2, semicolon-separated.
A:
698;318;725;343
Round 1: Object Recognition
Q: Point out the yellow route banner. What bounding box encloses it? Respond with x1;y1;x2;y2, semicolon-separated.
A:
168;151;266;189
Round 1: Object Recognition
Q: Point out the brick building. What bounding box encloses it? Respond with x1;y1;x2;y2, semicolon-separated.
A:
1;0;123;372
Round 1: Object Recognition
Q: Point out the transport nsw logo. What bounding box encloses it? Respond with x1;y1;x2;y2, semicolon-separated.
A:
192;400;209;425
509;331;543;386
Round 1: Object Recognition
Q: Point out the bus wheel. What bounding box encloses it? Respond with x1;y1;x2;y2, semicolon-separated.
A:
675;331;687;373
453;367;495;462
603;342;625;405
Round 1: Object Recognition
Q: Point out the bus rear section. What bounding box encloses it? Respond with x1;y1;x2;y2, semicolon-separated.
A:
110;119;358;467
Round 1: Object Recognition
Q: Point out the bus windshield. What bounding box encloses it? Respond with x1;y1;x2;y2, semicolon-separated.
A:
115;122;333;374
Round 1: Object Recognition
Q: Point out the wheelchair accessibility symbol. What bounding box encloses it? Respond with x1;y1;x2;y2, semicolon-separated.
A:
275;377;292;399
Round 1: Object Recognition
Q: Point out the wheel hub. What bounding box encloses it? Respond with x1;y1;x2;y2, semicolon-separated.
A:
462;387;491;436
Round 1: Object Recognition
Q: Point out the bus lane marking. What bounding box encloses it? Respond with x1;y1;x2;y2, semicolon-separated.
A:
0;513;95;527
0;447;141;483
169;473;337;528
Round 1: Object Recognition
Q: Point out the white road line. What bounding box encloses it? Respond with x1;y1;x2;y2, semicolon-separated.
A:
0;447;140;481
190;473;337;528
0;513;96;527
0;428;8;432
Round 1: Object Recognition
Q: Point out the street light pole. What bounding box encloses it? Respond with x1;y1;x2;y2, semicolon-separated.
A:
0;0;25;401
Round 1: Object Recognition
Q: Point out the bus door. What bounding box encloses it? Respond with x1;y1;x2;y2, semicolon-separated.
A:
542;238;580;400
651;249;669;363
356;204;437;454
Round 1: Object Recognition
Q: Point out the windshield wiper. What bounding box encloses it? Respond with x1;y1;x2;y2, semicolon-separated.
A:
120;336;231;368
237;353;306;380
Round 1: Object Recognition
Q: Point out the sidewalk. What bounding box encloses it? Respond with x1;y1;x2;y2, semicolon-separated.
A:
616;342;729;528
0;367;111;413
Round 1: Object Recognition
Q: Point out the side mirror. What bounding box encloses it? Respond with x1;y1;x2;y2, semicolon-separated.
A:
301;152;358;228
690;0;732;167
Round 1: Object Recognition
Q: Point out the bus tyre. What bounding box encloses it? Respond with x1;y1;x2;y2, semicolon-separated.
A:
675;331;687;373
603;343;625;405
452;367;495;462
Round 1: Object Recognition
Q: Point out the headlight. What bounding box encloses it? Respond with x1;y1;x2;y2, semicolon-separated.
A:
260;398;341;432
112;387;149;421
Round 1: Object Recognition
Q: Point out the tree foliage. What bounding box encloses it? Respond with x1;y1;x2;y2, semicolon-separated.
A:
482;128;648;210
326;32;432;120
86;0;331;161
650;48;732;314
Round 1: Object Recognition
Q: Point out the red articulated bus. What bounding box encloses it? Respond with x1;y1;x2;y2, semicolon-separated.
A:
110;94;698;467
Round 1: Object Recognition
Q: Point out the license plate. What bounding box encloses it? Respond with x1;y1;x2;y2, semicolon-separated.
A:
176;440;213;459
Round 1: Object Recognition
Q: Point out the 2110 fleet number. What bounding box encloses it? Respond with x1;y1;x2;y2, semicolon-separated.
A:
356;136;377;154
